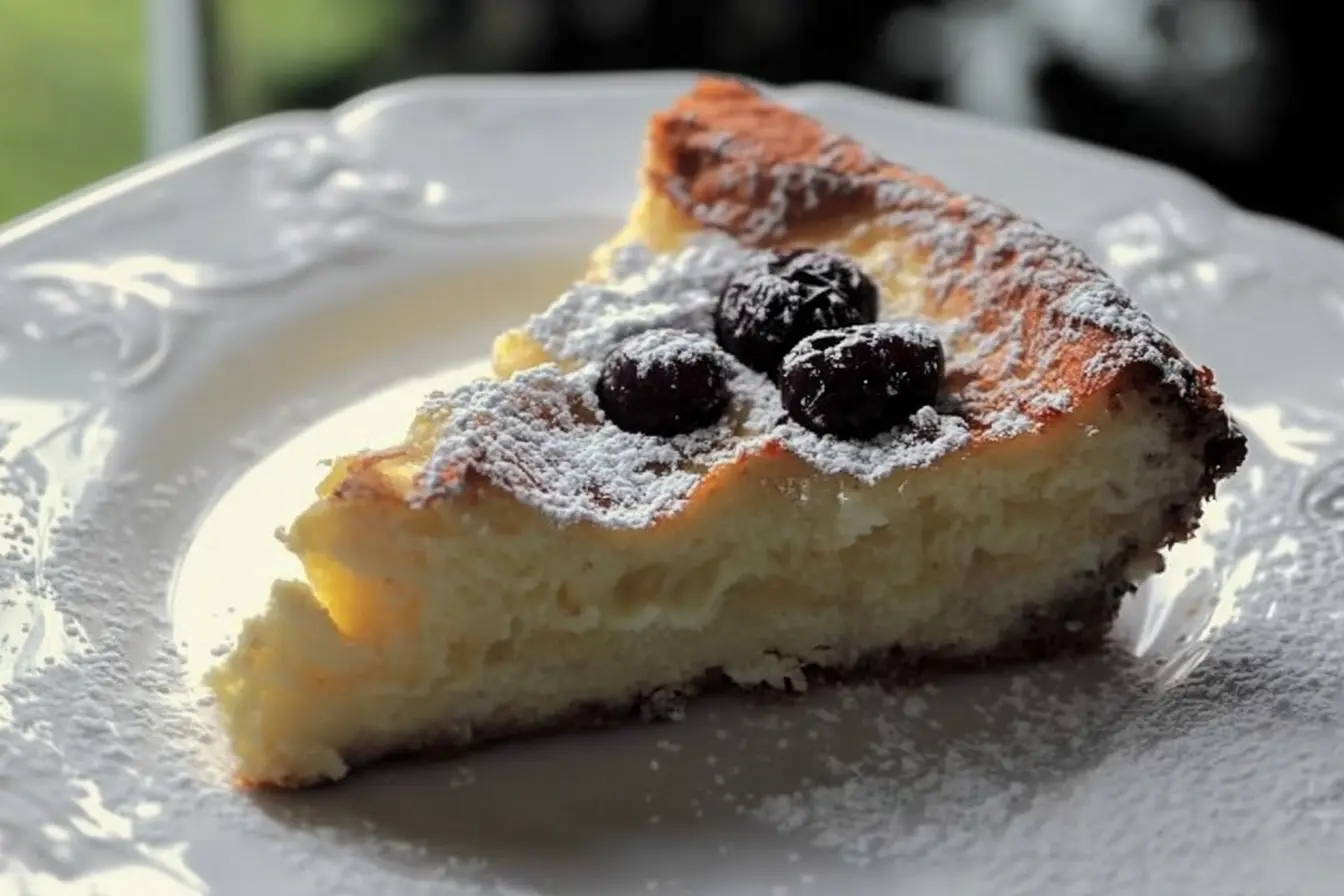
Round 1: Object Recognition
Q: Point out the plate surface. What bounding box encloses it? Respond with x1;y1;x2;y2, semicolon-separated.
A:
1;73;1342;896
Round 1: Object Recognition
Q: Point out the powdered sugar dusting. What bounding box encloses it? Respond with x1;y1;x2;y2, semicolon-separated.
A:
889;199;1192;411
621;325;723;380
527;236;754;364
418;341;969;527
418;363;736;528
417;237;969;527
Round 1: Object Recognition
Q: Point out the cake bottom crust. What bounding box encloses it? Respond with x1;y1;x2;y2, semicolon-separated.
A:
269;571;1131;789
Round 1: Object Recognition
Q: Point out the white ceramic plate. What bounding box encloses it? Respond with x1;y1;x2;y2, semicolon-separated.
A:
1;73;1340;896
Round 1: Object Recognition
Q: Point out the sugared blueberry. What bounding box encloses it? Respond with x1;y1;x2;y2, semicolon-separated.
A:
597;328;731;436
715;249;879;376
767;249;881;321
780;321;946;439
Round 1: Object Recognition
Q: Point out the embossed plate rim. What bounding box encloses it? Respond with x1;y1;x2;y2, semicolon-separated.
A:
0;71;1281;250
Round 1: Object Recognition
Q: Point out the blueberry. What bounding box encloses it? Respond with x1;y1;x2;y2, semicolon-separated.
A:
768;249;880;321
780;321;945;439
597;329;731;436
715;249;879;376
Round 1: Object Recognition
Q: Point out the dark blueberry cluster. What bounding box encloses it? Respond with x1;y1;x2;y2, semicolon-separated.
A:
595;247;946;442
715;249;879;377
596;329;730;436
780;322;945;439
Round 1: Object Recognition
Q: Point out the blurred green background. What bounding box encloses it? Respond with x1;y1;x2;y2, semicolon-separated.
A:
0;0;396;224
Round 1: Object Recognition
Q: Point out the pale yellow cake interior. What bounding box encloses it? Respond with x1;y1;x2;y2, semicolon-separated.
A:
206;189;1207;787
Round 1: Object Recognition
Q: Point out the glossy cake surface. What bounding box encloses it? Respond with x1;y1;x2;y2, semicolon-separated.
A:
206;78;1245;788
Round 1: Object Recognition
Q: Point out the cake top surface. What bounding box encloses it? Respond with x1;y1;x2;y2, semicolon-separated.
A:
412;234;976;527
329;78;1228;530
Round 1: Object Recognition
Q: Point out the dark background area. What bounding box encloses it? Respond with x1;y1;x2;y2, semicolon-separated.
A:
0;0;1327;236
238;0;1331;237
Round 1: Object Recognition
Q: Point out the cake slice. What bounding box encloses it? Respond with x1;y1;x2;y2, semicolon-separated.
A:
206;78;1245;788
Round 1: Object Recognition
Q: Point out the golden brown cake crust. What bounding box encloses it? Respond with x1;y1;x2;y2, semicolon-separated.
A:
646;77;1222;437
646;77;947;239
